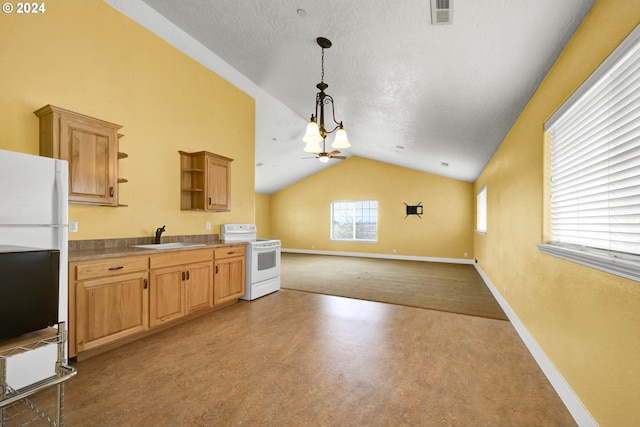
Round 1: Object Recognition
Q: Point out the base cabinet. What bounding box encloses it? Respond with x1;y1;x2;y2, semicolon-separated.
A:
186;261;214;314
70;256;149;357
149;266;185;327
69;246;242;359
214;245;246;305
75;272;148;353
149;250;213;328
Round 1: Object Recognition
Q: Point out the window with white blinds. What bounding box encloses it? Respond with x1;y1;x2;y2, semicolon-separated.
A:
538;24;640;282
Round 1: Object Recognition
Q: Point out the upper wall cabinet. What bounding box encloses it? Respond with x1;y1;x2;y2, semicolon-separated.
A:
35;105;127;207
179;150;233;211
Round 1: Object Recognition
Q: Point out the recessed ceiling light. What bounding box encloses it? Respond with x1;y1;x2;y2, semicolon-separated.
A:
441;162;449;167
296;8;307;17
256;162;264;167
395;145;405;149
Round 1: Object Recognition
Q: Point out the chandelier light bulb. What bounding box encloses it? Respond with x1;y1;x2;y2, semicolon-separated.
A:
304;140;322;153
331;127;350;149
319;155;330;163
302;119;323;143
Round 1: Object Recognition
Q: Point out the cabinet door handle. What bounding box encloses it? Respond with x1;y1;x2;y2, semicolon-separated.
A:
208;197;212;205
108;266;124;271
143;278;148;289
186;271;190;280
109;186;114;197
215;265;218;274
182;271;186;281
227;251;235;255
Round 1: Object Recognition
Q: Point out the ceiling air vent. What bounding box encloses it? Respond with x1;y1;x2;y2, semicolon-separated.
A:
431;0;453;25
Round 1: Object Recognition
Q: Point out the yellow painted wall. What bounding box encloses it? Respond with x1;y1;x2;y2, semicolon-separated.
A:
271;156;474;259
474;1;640;425
0;0;255;240
255;193;271;238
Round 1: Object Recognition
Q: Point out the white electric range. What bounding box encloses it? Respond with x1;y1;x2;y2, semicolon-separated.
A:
221;224;281;300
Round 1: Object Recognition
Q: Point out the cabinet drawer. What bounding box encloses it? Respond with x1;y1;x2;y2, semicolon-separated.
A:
150;249;213;269
74;256;149;281
214;245;245;259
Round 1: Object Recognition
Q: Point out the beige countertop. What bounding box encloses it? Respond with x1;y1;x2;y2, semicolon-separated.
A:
69;240;245;262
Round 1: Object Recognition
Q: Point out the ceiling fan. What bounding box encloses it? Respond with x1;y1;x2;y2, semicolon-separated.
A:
304;149;346;163
303;137;347;163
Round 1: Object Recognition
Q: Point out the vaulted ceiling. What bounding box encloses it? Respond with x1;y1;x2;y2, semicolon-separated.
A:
111;0;595;193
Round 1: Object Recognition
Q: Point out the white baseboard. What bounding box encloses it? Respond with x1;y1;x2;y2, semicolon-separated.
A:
282;248;474;264
473;264;597;427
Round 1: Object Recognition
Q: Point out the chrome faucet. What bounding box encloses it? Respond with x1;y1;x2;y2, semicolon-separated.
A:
155;225;166;244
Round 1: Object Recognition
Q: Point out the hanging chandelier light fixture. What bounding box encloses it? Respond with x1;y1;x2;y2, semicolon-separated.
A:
302;37;350;162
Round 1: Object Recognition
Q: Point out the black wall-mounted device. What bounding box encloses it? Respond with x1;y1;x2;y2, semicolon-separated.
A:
405;202;424;218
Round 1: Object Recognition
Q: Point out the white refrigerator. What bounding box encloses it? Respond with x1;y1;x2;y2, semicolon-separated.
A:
0;149;69;390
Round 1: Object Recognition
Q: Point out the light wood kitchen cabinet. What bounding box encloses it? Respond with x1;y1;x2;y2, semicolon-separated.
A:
149;265;185;327
69;256;149;357
149;249;213;327
214;245;245;305
69;245;243;359
185;261;214;314
35;104;126;206
179;150;233;211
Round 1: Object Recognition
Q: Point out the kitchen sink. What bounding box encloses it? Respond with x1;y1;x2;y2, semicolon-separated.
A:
132;242;206;249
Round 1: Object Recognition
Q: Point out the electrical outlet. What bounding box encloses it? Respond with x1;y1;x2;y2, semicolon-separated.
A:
504;287;508;297
392;248;397;253
69;221;78;233
311;244;315;249
464;252;468;257
205;221;211;230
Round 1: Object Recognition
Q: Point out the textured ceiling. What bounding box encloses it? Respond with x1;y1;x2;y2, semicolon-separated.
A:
129;0;595;193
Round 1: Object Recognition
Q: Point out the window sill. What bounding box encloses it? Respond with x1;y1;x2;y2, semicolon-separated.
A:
536;243;640;282
330;239;378;243
476;230;486;236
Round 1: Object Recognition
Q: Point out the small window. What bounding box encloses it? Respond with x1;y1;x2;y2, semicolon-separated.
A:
331;200;378;242
477;186;487;234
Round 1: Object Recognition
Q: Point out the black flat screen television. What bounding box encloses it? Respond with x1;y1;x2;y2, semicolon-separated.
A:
0;246;60;340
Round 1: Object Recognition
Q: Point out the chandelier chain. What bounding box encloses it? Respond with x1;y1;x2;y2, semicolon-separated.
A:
321;48;325;84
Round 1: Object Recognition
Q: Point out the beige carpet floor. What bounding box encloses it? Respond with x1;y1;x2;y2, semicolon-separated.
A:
281;253;508;320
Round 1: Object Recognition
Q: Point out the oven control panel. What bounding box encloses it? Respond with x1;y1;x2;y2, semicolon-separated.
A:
252;240;281;249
